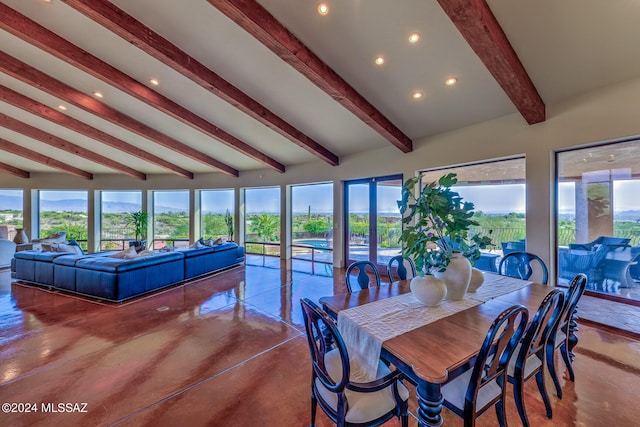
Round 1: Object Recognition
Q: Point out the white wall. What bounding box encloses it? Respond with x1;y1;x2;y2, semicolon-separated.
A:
2;76;640;274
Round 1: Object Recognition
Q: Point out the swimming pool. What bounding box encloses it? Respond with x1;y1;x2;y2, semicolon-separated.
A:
293;239;332;249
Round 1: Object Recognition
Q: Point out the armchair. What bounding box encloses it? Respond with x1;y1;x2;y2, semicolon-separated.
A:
568;236;630;251
558;244;609;287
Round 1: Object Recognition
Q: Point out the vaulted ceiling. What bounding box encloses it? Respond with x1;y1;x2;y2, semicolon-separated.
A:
1;0;639;181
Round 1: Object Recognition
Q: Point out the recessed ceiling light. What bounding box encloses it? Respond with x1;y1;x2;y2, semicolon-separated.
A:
57;105;67;111
408;32;421;43
149;78;159;86
42;0;52;3
412;90;424;100
374;56;384;66
93;91;103;98
445;77;458;86
317;3;329;15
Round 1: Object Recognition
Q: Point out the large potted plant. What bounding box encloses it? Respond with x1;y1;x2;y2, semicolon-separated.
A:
398;173;492;301
127;210;148;252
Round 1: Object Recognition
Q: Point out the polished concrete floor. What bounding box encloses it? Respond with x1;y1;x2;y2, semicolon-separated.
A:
1;259;639;427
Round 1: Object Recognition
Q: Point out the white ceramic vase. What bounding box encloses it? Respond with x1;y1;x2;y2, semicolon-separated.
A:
467;268;485;292
410;275;447;306
435;252;472;300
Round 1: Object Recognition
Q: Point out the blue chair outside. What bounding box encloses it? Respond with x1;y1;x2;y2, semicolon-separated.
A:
558;244;609;288
498;251;549;284
345;261;381;292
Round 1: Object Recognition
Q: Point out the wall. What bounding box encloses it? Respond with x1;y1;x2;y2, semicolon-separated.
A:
2;76;640;275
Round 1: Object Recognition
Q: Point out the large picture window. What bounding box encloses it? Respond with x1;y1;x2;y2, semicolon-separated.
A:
153;191;189;248
0;189;23;241
100;191;142;250
420;158;526;273
557;140;640;302
38;190;88;249
200;189;234;241
291;182;333;271
244;187;281;259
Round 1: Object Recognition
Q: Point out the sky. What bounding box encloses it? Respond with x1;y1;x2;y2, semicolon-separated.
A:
3;180;640;214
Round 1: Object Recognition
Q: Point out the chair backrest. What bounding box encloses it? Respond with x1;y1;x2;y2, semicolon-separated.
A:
498;251;549;284
345;261;381;292
515;289;565;375
557;273;588;333
386;255;416;283
465;304;528;415
300;298;350;393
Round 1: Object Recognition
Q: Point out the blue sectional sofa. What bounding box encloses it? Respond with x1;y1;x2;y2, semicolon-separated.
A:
13;242;245;302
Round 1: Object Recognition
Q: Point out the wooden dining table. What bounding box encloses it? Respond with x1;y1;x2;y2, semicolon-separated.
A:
319;274;570;427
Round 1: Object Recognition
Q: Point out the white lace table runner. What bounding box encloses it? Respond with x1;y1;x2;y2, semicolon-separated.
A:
337;273;532;382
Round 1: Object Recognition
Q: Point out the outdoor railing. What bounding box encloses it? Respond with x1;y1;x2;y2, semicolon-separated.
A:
291;243;333;265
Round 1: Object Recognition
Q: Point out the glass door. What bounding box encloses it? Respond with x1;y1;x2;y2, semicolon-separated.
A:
345;175;403;273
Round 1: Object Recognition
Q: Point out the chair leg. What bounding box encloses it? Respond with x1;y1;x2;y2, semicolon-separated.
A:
561;342;576;382
546;347;563;399
495;399;507;427
401;413;408;427
310;392;317;427
513;378;530;427
535;370;553;418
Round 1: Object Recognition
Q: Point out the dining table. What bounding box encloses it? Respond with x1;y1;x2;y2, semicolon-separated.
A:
319;273;575;427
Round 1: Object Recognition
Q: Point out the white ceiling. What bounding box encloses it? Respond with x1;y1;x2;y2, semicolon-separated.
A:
1;0;639;179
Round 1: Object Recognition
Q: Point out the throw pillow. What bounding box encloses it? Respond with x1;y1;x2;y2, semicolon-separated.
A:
205;237;215;246
53;242;83;255
213;237;225;245
68;239;85;255
110;246;137;259
189;240;205;249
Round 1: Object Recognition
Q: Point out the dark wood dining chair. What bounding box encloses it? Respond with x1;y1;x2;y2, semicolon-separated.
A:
546;273;588;398
386;255;416;283
442;304;528;427
498;251;549;284
345;260;381;292
507;289;565;427
300;298;409;427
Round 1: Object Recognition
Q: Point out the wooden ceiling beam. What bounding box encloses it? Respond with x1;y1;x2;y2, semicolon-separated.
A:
0;137;93;180
0;52;238;178
0;84;193;180
435;0;545;124
0;161;30;179
206;0;413;153
0;113;147;180
60;0;337;167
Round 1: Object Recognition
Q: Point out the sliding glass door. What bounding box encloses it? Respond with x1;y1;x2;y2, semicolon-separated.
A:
344;175;403;272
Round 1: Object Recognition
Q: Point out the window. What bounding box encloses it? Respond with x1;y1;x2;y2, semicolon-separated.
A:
100;191;142;250
420;158;526;273
153;191;189;248
200;189;234;241
38;190;88;249
291;182;333;270
0;189;23;241
244;187;281;258
557;140;640;301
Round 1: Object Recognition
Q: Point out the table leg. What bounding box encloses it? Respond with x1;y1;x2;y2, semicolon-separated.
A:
416;381;443;427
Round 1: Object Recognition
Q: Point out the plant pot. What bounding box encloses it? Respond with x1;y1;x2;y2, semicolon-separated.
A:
129;240;147;252
410;275;446;306
434;253;472;300
468;267;485;292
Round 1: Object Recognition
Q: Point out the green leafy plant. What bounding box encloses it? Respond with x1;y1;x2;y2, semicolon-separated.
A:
398;173;492;276
127;210;148;242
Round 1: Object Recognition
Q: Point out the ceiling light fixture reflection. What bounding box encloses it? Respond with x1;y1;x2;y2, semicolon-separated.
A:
374;56;384;65
317;3;329;15
412;90;424;100
93;91;103;98
445;77;458;86
149;78;159;86
408;32;421;43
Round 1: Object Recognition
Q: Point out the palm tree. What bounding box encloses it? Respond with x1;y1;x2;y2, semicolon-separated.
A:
251;213;279;242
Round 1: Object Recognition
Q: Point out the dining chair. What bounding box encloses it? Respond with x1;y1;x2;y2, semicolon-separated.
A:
300;298;409;427
386;255;416;283
498;251;549;284
442;304;528;427
546;273;588;398
507;289;565;427
345;260;381;292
